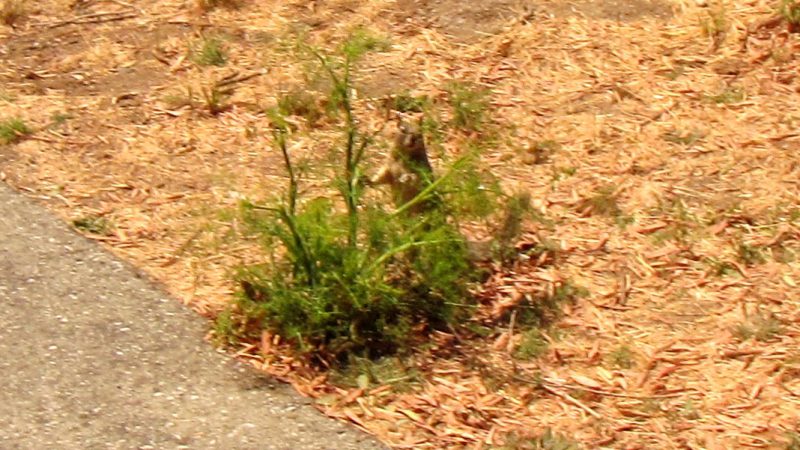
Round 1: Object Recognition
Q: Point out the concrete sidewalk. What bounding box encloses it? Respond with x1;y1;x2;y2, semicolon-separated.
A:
0;182;385;450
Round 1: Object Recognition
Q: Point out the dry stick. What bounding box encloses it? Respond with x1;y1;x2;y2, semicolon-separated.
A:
777;372;800;398
215;70;267;88
506;310;517;354
160;229;203;267
30;136;90;147
22;135;58;144
46;11;136;29
742;132;800;147
540;383;601;419
515;375;695;400
107;0;144;14
151;50;171;66
741;15;784;51
636;358;659;388
553;382;693;400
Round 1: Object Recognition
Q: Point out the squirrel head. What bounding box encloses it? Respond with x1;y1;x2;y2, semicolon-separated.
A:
394;118;426;157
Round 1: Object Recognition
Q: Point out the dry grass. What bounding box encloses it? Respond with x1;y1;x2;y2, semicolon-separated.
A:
195;0;240;12
1;0;800;448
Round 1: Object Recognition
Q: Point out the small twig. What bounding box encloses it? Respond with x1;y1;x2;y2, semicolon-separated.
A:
741;15;784;51
25;134;89;147
639;104;672;128
777;370;800;398
106;0;144;14
446;324;464;344
215;70;267;88
45;10;136;29
515;375;695;400
540;383;601;418
506;310;517;354
557;383;692;400
246;204;280;213
160;229;203;267
721;348;764;359
151;49;171;66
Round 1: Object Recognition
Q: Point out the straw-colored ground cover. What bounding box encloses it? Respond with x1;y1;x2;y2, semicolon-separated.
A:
2;0;799;447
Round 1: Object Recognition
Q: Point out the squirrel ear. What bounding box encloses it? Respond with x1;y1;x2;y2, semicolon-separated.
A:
397;118;410;133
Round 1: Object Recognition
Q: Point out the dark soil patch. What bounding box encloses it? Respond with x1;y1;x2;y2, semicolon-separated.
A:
1;23;190;96
544;0;673;20
356;67;417;98
392;0;520;42
391;0;673;42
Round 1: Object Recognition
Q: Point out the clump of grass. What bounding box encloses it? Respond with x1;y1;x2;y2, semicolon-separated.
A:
637;399;662;417
701;7;727;35
511;280;587;328
388;92;430;113
784;430;800;450
582;184;621;217
771;47;793;64
1;0;27;27
704;257;737;277
446;81;490;131
551;166;576;183
521;140;559;165
736;241;765;266
662;129;705;146
329;356;421;391
773;246;797;264
72;216;112;236
464;322;493;337
664;64;686;80
607;344;635;369
212;309;239;346
514;329;549;359
519;237;561;264
780;0;800;31
0;117;31;144
277;89;323;126
196;0;240;11
679;399;701;420
499;429;581;450
200;84;232;115
734;314;782;342
701;5;728;49
554;281;588;303
652;199;701;245
162;90;194;109
767;226;798;263
50;112;72;126
614;214;635;229
190;36;227;67
491;191;532;264
706;86;745;104
163;83;232;114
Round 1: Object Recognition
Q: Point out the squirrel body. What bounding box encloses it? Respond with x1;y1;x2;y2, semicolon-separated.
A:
371;120;435;213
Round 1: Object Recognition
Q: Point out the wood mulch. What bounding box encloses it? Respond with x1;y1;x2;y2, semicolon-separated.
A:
1;0;799;447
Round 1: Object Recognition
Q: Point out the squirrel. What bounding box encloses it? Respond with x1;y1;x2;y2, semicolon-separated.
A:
370;118;437;214
369;118;529;264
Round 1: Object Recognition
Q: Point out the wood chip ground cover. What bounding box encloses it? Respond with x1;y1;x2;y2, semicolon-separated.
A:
1;0;799;448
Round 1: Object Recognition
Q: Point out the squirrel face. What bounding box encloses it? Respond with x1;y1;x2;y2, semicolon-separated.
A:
394;121;425;158
392;120;431;171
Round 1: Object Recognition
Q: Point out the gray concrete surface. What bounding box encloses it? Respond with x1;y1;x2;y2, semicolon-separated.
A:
0;182;386;450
